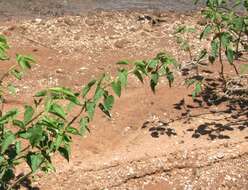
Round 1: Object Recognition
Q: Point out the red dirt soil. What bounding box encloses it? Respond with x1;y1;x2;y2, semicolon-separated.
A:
0;10;247;190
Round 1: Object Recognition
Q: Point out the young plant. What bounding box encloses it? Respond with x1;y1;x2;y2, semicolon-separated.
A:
0;35;178;189
174;25;207;76
174;25;196;61
196;0;248;81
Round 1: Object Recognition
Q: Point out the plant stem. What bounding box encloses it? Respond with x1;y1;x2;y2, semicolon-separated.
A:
66;105;85;128
25;111;44;126
218;37;225;82
235;23;244;57
188;48;193;62
232;63;239;75
0;64;17;84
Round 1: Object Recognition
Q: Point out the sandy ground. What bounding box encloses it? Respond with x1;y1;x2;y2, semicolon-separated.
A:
0;10;248;190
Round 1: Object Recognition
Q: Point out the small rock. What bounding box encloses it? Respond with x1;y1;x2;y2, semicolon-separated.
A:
7;25;16;31
79;67;88;71
114;39;130;49
197;18;208;26
64;18;74;26
74;35;80;41
56;68;65;74
35;18;42;23
216;152;225;159
85;19;96;26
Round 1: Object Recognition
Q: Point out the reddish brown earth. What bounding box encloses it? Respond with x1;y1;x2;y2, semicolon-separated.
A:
0;10;248;190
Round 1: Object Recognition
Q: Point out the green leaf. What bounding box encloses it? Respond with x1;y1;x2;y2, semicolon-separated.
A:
86;101;96;120
200;25;212;39
103;95;115;111
10;69;23;80
79;117;89;135
118;69;128;87
65;95;81;106
134;61;147;75
15;141;21;155
41;116;60;130
226;48;234;64
0;35;9;60
0;35;8;46
0;109;18;125
27;125;43;146
18;131;31;139
7;84;17;95
147;59;158;70
116;60;129;65
1;131;15;154
58;145;70;162
16;54;35;70
220;33;232;49
111;81;122;97
50;87;76;97
186;79;196;87
2;169;14;182
66;126;80;135
181;41;190;51
192;82;202;99
166;71;174;87
48;103;66;120
27;153;43;172
157;52;178;67
93;87;105;102
174;25;186;34
197;49;207;61
0;155;4;162
34;90;47;97
82;79;97;98
54;134;63;150
187;27;196;33
211;39;219;58
24;105;34;125
13;119;25;129
98;103;111;118
133;69;144;83
150;72;159;93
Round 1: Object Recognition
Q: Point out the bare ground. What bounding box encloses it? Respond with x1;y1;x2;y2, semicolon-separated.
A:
0;10;247;190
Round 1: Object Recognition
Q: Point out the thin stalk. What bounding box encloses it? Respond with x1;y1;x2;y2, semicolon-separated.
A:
232;62;239;75
0;64;17;83
188;48;193;62
66;105;85;128
25;111;44;126
218;37;225;82
66;68;137;129
235;23;244;57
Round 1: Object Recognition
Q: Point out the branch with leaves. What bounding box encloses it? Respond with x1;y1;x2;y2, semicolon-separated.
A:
0;34;178;189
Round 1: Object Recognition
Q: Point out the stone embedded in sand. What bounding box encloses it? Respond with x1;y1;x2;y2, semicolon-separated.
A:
35;18;42;24
64;18;74;26
114;39;130;49
78;67;88;74
197;18;208;26
85;19;96;26
55;68;65;74
74;35;80;41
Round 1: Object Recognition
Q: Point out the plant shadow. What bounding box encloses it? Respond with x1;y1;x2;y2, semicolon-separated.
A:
142;120;177;138
15;173;40;190
142;75;248;140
